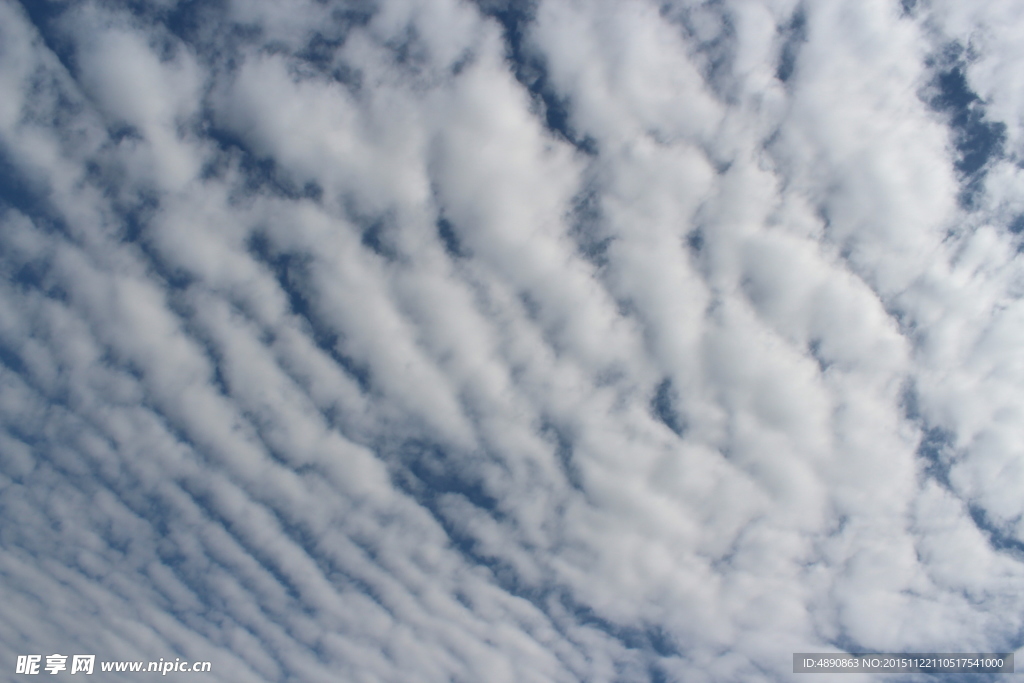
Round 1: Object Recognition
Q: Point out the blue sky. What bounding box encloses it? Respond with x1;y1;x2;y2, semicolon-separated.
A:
2;0;1024;681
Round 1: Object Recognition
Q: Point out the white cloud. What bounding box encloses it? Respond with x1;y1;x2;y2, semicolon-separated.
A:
2;0;1024;680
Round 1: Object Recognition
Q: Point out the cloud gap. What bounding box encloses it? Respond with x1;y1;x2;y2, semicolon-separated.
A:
775;5;806;84
926;59;1007;208
650;378;686;438
246;232;373;392
475;0;597;155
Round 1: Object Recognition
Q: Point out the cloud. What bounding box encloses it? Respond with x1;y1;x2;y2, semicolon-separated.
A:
2;0;1024;680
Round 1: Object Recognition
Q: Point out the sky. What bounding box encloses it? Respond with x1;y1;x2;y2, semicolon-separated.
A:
2;0;1024;681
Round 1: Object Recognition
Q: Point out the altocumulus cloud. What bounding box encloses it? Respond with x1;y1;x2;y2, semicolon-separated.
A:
2;0;1024;681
